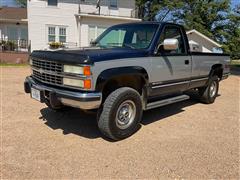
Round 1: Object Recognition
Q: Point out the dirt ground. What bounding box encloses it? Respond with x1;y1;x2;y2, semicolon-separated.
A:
1;67;239;179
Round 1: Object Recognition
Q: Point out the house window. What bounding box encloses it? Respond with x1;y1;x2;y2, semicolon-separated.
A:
88;25;107;44
48;0;58;6
48;27;56;42
59;27;66;43
109;0;117;8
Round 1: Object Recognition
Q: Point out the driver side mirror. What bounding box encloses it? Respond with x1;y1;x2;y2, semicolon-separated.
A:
163;38;179;51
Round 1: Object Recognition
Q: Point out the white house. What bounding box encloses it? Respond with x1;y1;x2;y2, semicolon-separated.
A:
0;7;28;50
28;0;141;51
186;29;222;53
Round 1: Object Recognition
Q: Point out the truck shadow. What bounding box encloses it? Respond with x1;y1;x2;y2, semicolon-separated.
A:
40;108;101;139
141;99;197;126
39;92;205;140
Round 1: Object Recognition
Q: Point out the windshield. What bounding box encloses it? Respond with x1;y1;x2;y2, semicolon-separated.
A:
94;24;159;49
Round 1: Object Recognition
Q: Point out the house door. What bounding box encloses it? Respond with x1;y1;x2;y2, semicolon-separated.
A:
88;25;107;45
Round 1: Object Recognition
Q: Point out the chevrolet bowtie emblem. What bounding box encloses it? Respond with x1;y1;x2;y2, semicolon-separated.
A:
39;69;44;74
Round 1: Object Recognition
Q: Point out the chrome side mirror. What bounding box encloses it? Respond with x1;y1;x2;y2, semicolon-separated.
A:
163;39;179;51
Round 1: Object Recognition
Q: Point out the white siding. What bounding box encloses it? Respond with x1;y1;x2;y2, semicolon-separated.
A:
77;0;135;17
80;17;136;47
28;0;80;50
28;0;138;51
187;33;215;52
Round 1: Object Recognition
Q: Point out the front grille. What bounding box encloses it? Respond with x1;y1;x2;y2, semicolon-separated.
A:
32;58;63;73
31;58;63;86
33;70;62;85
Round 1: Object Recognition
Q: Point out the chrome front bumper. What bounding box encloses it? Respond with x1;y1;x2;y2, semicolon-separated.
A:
24;76;102;110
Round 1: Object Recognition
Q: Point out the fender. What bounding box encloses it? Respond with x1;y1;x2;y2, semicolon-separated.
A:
95;66;149;91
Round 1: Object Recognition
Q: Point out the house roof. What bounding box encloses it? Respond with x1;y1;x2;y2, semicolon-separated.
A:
75;13;141;22
0;7;27;23
186;29;221;47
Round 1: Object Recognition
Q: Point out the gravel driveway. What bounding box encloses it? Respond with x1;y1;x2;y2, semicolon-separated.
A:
1;67;239;179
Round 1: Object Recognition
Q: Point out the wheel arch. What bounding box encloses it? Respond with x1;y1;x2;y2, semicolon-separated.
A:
95;66;149;101
209;64;223;79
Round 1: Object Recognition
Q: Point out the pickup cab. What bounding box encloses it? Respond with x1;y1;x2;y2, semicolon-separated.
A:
24;22;230;140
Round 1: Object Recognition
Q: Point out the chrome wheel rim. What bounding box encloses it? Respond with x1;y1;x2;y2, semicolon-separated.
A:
210;81;217;98
116;100;136;130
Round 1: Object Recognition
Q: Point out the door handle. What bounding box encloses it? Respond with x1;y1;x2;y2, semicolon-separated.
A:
185;60;190;65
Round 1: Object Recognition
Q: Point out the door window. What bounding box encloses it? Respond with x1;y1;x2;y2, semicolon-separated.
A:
158;26;186;54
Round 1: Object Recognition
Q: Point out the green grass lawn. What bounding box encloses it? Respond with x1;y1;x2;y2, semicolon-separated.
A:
231;60;240;67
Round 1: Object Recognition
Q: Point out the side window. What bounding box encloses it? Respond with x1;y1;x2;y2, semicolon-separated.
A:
59;27;66;43
158;26;186;54
48;27;56;42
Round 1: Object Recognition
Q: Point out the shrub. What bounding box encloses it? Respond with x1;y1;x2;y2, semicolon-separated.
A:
49;42;65;49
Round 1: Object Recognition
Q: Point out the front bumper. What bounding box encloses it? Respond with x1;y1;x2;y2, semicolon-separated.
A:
24;76;102;110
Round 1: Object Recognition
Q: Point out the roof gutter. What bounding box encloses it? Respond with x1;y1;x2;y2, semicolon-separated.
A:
0;18;28;23
75;13;141;22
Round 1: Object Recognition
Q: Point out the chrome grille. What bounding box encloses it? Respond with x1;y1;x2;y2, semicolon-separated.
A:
32;58;63;73
32;70;62;85
31;58;63;86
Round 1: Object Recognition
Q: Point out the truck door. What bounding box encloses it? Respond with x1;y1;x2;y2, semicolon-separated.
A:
150;25;192;97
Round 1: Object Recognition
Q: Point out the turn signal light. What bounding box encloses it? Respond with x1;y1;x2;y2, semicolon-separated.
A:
84;79;92;89
83;66;91;76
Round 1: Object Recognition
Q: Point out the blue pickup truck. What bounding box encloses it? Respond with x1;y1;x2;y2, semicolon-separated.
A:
24;22;230;140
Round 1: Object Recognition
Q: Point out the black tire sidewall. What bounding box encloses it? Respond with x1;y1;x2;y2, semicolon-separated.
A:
205;76;219;103
105;88;142;140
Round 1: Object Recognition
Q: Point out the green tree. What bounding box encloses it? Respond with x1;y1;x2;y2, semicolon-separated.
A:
16;0;27;7
136;0;240;58
135;0;184;21
222;5;240;59
177;0;231;41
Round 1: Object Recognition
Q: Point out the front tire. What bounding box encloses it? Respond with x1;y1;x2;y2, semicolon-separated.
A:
198;75;219;104
98;87;142;141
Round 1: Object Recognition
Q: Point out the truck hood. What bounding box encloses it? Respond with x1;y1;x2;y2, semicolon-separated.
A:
31;47;149;65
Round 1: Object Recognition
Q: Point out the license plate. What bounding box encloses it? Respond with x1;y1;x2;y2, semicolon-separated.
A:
31;88;41;102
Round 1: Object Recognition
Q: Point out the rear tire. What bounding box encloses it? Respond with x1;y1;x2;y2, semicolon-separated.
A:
98;87;142;141
198;75;219;104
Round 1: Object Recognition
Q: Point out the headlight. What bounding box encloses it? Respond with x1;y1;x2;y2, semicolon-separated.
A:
63;78;84;88
63;78;91;89
64;65;91;75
